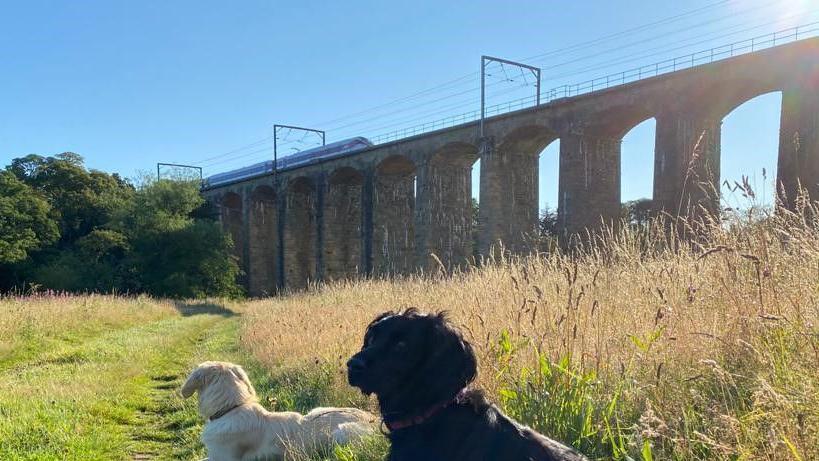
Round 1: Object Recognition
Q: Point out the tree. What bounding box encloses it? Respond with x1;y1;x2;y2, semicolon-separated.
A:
622;199;653;228
118;178;205;234
129;220;242;298
471;198;480;258
539;207;559;239
538;207;559;252
2;153;241;298
9;153;134;246
0;171;59;264
117;178;242;298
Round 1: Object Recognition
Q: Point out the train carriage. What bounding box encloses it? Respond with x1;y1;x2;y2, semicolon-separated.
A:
203;137;371;189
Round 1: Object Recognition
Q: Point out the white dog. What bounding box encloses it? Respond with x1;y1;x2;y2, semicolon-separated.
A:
181;361;376;461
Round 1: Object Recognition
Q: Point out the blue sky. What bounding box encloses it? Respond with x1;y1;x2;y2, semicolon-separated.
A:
1;0;816;209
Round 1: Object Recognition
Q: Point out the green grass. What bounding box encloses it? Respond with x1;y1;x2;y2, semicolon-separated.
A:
0;301;241;460
0;298;385;461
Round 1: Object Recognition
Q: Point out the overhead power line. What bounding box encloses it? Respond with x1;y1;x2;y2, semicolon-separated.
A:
313;0;737;130
333;7;815;140
197;0;737;168
320;0;782;136
518;0;735;62
198;0;811;173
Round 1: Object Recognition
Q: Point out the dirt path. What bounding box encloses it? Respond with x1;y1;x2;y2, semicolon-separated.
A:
127;316;240;460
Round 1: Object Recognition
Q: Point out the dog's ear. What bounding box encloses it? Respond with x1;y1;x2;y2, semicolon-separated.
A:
181;364;208;398
229;364;257;397
456;336;478;388
430;313;477;394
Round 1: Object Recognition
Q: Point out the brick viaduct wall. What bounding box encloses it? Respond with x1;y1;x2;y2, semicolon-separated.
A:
203;38;819;295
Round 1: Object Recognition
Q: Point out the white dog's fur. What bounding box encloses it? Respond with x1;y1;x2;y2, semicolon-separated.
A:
181;361;376;461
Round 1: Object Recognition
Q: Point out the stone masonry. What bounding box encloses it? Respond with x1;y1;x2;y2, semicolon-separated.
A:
204;38;819;292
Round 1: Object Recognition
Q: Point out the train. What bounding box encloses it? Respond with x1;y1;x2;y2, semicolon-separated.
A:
203;137;372;189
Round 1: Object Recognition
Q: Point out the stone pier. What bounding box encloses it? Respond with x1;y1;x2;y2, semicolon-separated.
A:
778;82;819;207
557;132;621;238
653;114;722;219
416;143;477;270
248;186;277;296
323;168;365;281
283;178;316;289
373;156;416;276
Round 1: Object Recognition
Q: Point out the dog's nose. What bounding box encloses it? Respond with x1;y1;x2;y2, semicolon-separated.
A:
346;357;366;372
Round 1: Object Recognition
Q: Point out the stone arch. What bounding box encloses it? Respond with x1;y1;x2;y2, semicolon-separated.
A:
652;82;785;219
220;192;245;276
615;114;657;199
284;177;316;290
418;142;479;270
248;185;278;297
497;125;558;154
678;73;781;122
373;155;416;276
429;142;479;167
618;117;658;226
324;167;365;281
715;88;782;122
720;91;783;208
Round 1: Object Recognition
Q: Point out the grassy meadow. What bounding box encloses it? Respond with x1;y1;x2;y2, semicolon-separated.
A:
239;211;819;461
1;210;818;460
0;295;245;460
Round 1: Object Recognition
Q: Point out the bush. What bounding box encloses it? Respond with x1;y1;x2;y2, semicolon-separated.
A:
0;171;59;264
1;155;242;298
129;219;242;298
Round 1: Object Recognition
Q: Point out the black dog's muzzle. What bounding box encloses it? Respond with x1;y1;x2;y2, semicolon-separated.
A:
346;355;370;391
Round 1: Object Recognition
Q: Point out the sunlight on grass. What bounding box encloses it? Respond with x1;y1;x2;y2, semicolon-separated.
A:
239;207;819;460
0;297;242;460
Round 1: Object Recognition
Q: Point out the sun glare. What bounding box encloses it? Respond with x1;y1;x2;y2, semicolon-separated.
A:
775;0;814;21
731;0;816;25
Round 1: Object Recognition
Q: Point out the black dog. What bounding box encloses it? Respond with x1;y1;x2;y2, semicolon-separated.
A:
347;309;587;461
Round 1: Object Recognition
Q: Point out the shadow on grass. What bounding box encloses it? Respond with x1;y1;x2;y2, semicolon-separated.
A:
172;301;237;318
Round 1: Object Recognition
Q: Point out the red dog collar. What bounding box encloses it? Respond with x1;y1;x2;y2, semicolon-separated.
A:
383;389;468;431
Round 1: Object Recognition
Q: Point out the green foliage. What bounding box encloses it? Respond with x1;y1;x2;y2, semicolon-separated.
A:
122;178;207;233
128;219;242;298
32;229;131;292
0;171;59;264
539;207;559;252
621;198;653;228
627;326;665;353
497;346;631;459
117;178;241;298
10;153;134;245
331;435;390;461
640;440;654;461
2;154;241;298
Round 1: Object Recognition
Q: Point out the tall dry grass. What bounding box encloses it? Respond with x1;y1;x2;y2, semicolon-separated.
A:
0;293;177;339
240;208;818;460
0;293;178;365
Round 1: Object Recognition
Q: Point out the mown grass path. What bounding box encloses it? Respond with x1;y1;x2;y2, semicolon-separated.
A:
0;309;241;460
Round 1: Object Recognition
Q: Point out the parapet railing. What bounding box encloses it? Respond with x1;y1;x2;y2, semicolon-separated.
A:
368;23;819;145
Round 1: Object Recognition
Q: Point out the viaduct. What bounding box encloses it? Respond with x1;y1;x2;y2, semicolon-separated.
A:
203;38;819;296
